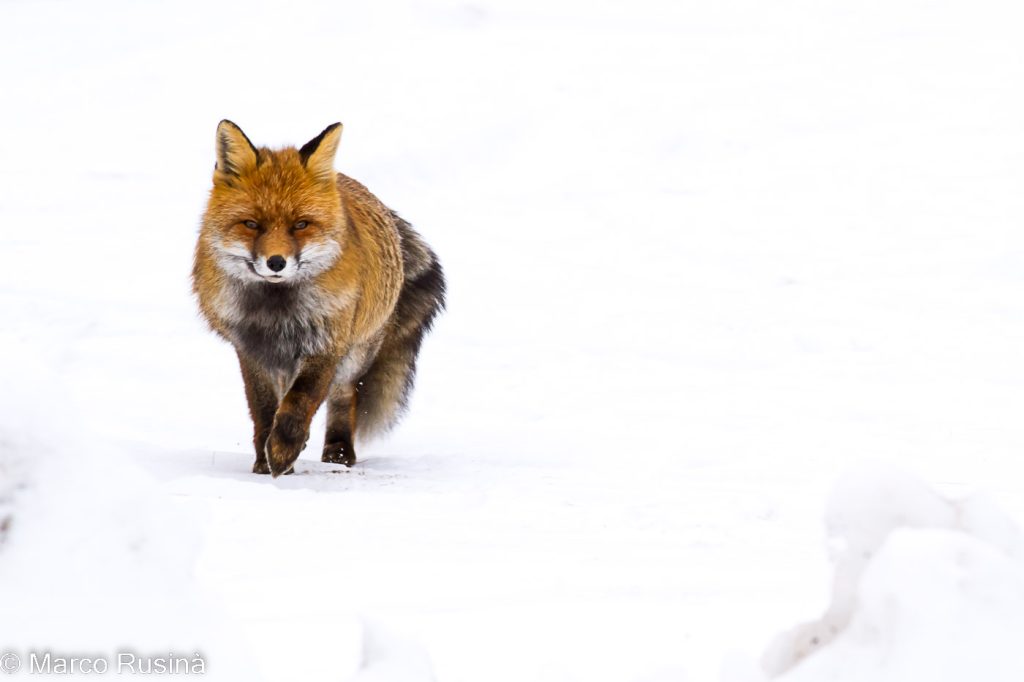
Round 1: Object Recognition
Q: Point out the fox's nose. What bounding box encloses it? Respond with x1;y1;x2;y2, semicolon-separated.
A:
267;255;287;272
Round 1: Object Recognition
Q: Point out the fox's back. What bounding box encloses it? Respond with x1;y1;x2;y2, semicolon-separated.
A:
329;173;405;340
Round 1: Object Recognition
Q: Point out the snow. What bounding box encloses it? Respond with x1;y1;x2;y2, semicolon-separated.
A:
1;0;1024;680
350;620;436;682
0;338;254;674
755;468;1024;682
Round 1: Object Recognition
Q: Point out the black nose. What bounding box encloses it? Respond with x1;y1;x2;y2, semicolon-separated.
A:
267;255;286;272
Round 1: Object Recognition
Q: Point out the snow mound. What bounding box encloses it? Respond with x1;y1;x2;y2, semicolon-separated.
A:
0;336;252;676
0;335;55;549
758;466;1024;681
348;619;436;682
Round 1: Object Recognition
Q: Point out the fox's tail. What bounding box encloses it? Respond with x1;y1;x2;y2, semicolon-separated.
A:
355;215;446;439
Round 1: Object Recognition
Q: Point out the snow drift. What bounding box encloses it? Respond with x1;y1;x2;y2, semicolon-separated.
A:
755;467;1024;682
0;335;253;678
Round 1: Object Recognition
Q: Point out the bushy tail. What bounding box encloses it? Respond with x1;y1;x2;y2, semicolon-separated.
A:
355;216;446;439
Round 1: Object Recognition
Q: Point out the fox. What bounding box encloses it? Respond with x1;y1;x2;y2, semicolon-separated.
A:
192;120;445;477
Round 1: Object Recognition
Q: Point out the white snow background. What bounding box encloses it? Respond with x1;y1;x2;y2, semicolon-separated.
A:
1;0;1024;680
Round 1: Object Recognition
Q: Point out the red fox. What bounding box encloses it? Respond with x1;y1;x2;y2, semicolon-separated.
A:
192;121;445;477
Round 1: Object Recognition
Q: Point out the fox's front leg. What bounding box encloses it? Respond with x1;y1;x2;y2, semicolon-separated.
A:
237;352;280;475
266;354;337;477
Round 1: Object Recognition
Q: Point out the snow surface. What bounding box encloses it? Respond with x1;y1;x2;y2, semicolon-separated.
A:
350;619;437;682
2;0;1024;680
753;468;1024;682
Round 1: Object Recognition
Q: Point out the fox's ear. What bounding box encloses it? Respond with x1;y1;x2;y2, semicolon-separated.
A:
214;120;259;182
299;123;343;183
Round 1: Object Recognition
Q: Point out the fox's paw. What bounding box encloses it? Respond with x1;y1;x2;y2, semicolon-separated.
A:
253;458;291;475
322;441;357;468
266;436;303;477
266;411;309;478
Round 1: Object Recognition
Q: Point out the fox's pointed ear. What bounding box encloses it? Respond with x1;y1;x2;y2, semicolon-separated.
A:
299;123;343;183
214;120;259;182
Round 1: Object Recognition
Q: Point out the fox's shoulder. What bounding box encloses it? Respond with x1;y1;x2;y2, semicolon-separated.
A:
336;173;392;222
334;170;402;274
324;172;404;336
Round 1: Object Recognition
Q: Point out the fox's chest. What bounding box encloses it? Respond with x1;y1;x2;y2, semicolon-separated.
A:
218;283;339;372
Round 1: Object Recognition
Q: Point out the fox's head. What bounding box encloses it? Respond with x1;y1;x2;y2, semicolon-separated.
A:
202;120;346;285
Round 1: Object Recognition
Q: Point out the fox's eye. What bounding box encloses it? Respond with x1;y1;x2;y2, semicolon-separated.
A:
294;220;309;230
243;220;259;230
